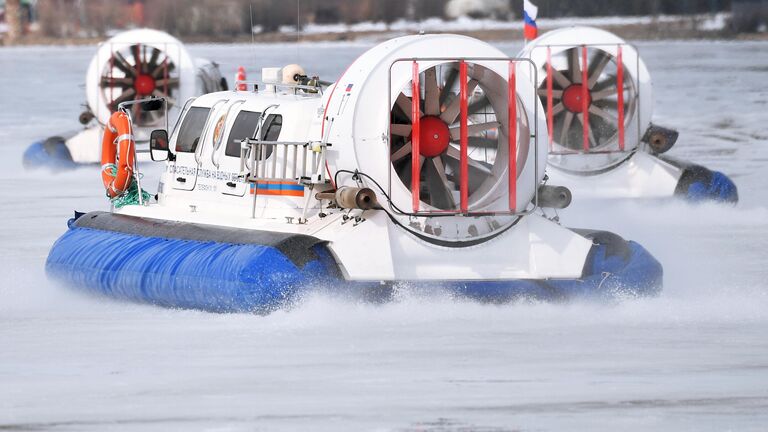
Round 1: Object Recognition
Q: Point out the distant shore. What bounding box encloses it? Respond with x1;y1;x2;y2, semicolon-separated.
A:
3;13;767;46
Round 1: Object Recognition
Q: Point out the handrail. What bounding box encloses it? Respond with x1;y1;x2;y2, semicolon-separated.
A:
239;138;327;184
194;98;229;165
168;97;197;154
241;104;279;173
234;79;324;95
241;136;328;219
117;96;168;206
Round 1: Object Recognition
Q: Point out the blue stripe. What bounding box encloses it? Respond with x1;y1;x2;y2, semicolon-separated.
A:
256;184;304;191
249;183;304;191
523;11;537;27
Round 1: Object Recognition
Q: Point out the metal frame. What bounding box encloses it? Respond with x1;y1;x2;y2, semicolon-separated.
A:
239;104;327;184
240;139;327;183
117;96;169;206
387;56;539;218
531;42;641;156
237;105;329;218
234;79;324;95
100;41;181;129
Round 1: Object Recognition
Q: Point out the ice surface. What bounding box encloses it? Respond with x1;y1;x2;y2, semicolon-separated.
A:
1;40;767;431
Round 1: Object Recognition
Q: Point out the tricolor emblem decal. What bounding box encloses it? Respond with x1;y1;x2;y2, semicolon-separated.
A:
249;181;305;197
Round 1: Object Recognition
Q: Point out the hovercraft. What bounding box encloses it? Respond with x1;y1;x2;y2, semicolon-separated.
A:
23;29;226;170
46;34;662;313
519;27;738;204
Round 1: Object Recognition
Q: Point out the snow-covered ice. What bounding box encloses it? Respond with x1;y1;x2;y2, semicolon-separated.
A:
0;39;767;431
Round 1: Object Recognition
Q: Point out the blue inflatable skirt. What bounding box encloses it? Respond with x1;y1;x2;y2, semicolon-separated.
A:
663;157;739;204
23;136;78;170
46;212;663;312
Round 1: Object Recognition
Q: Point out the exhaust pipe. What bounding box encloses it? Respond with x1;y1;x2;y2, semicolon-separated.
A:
643;124;679;155
536;185;572;209
316;187;379;210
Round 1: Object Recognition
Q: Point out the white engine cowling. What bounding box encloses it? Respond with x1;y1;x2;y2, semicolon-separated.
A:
519;26;653;174
320;34;548;245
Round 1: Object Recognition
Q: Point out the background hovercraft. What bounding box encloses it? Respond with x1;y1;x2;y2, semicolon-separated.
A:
22;29;226;170
520;27;738;204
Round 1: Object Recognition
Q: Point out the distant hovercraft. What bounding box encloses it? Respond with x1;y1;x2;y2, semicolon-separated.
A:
520;27;738;204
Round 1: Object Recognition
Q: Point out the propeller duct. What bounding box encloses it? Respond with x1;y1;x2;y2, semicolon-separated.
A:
389;61;524;212
321;35;548;245
85;29;202;134
99;43;180;126
520;27;653;174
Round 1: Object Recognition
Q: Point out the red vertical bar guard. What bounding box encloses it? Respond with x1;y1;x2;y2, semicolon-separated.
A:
135;43;141;81
109;49;114;110
411;61;421;212
616;44;625;151
163;44;169;96
581;45;590;152
459;60;469;213
508;61;517;212
546;47;553;151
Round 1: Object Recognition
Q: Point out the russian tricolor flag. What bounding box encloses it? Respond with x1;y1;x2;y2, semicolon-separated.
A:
523;0;538;41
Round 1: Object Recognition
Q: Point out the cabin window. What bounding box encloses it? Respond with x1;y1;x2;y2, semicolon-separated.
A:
224;112;283;160
175;107;211;153
225;110;261;157
261;114;283;142
253;114;282;160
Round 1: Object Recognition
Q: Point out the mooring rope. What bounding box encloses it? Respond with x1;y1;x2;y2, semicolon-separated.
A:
105;163;151;209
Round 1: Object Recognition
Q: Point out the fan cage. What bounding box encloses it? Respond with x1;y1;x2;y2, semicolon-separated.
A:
530;43;642;156
386;57;539;218
95;41;183;127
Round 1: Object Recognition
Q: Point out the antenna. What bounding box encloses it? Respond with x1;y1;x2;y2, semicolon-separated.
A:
296;0;301;63
250;3;256;71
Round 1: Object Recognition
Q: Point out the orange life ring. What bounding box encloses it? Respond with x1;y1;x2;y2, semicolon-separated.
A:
100;111;135;198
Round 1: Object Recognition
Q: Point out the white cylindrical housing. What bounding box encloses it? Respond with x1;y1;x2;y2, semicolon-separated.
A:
85;28;197;128
319;34;548;245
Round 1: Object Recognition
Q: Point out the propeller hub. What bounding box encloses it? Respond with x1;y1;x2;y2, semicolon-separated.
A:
134;74;156;96
562;84;591;113
418;115;450;158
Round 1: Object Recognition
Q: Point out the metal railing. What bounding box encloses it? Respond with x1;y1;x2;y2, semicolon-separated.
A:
234;79;325;95
530;43;641;155
239;138;327;185
117;96;169;206
100;41;182;128
387;57;539;217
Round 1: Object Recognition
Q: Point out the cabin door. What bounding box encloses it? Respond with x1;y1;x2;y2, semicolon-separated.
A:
170;105;210;191
215;107;262;197
170;99;228;191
